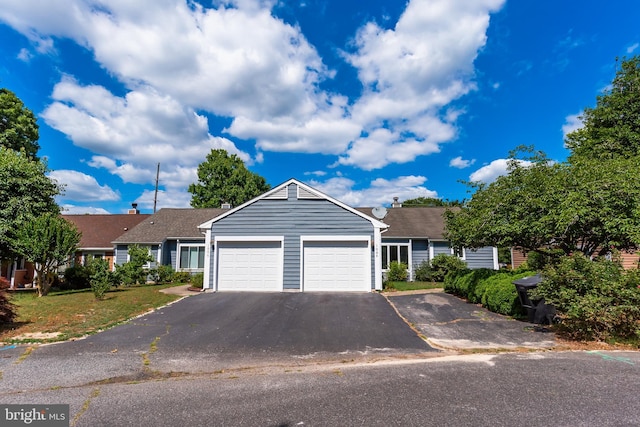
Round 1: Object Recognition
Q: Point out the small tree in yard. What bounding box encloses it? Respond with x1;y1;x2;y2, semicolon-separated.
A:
14;214;81;297
88;258;115;300
116;245;153;285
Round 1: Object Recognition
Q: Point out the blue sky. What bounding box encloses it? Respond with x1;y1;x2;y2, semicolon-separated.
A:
1;0;638;214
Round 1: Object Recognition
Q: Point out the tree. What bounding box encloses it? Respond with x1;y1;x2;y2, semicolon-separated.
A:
0;88;40;158
188;149;271;208
445;148;569;254
445;148;640;258
14;214;81;296
403;197;463;207
566;56;640;161
115;244;153;285
0;147;61;261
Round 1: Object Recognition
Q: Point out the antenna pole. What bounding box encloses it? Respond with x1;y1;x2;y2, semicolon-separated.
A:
153;163;160;213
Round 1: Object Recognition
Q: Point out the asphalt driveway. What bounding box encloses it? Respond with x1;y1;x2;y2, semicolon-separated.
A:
387;291;557;350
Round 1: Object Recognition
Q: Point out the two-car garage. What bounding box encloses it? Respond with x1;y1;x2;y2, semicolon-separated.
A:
201;179;387;293
213;237;372;292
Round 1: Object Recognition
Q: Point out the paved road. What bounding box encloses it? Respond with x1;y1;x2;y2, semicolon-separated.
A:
2;350;638;426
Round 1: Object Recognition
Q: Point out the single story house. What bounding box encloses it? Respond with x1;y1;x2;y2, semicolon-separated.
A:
63;209;149;270
356;205;499;280
113;178;498;292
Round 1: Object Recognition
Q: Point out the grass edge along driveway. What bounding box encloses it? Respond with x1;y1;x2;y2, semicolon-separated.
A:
1;284;183;344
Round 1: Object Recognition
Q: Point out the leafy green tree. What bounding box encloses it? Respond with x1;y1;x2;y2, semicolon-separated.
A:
116;244;153;285
14;213;81;296
88;258;115;300
402;197;463;207
0;147;61;261
566;56;640;161
445;148;570;255
188;149;270;208
0;88;40;158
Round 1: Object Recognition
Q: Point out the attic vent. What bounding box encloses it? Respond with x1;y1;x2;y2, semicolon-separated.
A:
221;203;232;209
298;187;322;199
264;186;288;200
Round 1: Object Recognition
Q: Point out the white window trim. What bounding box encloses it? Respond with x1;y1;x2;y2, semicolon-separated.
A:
381;243;411;270
126;245;156;268
300;235;371;292
177;243;206;271
451;246;466;261
82;251;105;266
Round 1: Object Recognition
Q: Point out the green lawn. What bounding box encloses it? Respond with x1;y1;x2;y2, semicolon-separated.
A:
384;281;444;292
1;283;182;343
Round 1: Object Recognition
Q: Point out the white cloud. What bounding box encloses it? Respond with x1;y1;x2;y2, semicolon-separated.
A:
42;79;247;191
60;204;111;215
469;159;532;184
449;156;476;169
308;175;438;207
627;42;639;54
2;0;506;174
135;188;193;210
17;48;32;62
340;0;505;168
48;169;120;202
562;113;583;138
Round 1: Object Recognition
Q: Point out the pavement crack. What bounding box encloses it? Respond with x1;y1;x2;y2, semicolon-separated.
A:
141;324;170;369
71;387;100;427
14;346;35;365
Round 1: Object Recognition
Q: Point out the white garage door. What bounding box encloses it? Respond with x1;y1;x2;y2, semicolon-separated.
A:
217;241;283;291
303;240;371;292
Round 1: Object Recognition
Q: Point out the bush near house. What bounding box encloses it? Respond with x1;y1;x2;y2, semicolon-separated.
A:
60;265;92;290
535;253;640;342
445;269;533;317
430;254;467;282
0;276;16;324
386;261;408;282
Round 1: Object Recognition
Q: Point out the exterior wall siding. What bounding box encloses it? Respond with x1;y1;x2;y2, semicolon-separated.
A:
411;239;429;268
465;246;496;269
115;245;128;265
210;183;375;290
432;241;451;257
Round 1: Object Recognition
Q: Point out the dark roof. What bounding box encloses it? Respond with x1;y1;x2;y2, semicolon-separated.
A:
63;214;151;249
356;207;454;239
113;208;225;244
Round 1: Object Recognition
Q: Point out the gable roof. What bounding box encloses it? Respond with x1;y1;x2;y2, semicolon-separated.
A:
356;207;455;239
63;214;150;249
199;178;388;229
113;208;225;244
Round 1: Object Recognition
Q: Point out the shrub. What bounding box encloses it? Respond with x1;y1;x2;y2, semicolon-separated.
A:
173;271;191;284
0;276;16;324
387;261;408;282
88;258;114;300
116;245;154;286
61;265;92;290
430;254;467;282
190;272;204;288
526;249;564;270
413;260;433;282
156;265;175;283
536;254;640;341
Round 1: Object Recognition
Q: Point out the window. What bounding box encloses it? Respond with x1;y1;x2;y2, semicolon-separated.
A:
179;245;205;270
451;246;466;260
382;244;409;269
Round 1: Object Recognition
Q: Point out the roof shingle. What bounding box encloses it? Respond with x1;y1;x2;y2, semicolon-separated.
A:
63;214;151;249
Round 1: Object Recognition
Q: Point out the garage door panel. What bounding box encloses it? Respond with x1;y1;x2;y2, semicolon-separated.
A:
303;240;370;292
217;241;282;292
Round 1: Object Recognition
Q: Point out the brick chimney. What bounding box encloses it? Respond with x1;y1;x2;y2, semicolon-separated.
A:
128;203;140;214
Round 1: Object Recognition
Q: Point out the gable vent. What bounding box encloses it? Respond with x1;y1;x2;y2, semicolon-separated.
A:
298;186;323;199
264;186;288;200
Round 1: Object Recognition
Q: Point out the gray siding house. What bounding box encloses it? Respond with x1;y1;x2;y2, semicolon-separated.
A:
198;179;388;292
356;206;499;280
112;179;498;292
